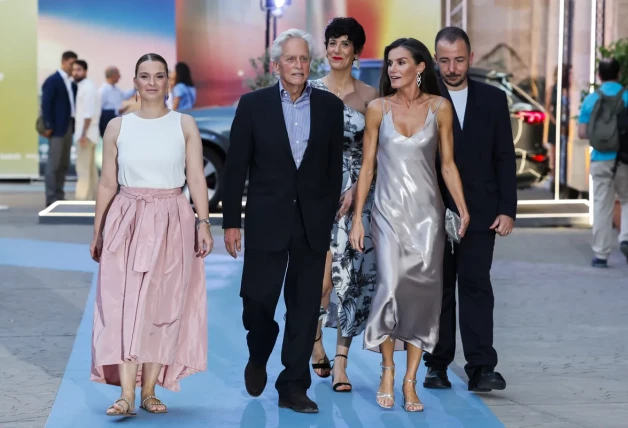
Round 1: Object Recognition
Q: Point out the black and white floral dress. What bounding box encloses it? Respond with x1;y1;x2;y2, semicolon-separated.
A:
310;79;377;338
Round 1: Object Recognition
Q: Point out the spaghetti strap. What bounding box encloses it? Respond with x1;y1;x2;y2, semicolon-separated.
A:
434;96;445;113
381;98;390;118
432;97;445;130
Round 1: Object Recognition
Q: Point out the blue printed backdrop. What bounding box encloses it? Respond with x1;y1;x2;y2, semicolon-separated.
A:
37;0;176;176
39;0;175;38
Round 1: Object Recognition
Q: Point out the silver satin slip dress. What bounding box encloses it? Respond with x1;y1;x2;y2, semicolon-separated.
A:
363;97;446;353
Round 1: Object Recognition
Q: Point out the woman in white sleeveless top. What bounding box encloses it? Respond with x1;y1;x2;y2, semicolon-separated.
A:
89;53;213;417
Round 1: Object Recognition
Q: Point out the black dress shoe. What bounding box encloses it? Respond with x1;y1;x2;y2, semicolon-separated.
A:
423;367;452;389
244;360;267;397
278;392;318;414
468;368;506;392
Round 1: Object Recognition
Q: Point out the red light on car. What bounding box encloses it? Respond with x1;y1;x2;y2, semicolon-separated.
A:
530;154;547;162
516;110;546;125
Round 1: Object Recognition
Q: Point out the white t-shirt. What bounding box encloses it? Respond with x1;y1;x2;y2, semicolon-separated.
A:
74;78;101;143
448;87;468;128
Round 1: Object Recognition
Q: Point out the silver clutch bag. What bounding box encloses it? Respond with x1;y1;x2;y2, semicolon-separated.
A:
445;208;462;247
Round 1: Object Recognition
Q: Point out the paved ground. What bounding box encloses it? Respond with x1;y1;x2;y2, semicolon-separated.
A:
0;183;626;427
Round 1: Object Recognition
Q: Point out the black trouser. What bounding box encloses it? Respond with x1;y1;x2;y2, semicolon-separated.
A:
45;120;74;206
240;202;326;396
99;109;117;137
424;231;498;378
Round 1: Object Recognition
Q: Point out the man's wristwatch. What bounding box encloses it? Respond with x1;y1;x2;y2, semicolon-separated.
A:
196;218;211;229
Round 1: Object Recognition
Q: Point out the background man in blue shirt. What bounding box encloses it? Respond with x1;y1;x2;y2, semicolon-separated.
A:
578;58;628;267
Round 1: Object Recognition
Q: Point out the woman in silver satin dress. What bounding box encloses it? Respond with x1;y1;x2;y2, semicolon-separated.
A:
349;38;469;412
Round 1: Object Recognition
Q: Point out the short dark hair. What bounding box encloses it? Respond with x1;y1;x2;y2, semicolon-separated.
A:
62;51;78;61
175;62;194;87
135;53;168;77
74;60;88;71
324;17;366;55
434;26;471;54
598;58;620;82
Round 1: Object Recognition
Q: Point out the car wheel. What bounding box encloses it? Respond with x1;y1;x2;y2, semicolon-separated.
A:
183;145;224;211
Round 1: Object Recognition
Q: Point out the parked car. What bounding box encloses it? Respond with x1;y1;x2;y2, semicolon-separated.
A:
90;104;236;211
354;59;550;188
184;104;236;209
189;60;549;209
456;67;550;189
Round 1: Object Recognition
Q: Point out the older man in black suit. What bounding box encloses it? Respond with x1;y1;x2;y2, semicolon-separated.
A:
222;29;344;413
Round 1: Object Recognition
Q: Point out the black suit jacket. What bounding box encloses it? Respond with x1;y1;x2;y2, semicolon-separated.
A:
437;78;517;231
41;71;77;137
222;82;344;253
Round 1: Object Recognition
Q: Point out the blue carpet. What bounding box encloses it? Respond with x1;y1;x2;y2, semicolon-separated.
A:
0;238;504;427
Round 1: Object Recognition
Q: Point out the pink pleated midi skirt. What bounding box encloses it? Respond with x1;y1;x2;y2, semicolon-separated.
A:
91;186;207;392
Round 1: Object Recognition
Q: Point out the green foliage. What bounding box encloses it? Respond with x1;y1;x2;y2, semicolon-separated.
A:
244;50;327;92
599;38;628;87
309;57;327;80
583;39;628;95
244;50;276;92
578;38;628;112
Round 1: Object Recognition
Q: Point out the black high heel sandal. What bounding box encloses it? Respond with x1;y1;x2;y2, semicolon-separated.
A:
311;334;331;378
332;354;352;392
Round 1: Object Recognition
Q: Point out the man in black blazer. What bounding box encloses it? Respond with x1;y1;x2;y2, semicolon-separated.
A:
423;27;517;392
222;29;344;413
41;51;78;207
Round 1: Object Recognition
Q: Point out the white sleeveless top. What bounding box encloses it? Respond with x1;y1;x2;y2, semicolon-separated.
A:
116;111;186;189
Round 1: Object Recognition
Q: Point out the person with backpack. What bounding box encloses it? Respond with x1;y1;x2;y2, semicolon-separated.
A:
578;58;628;267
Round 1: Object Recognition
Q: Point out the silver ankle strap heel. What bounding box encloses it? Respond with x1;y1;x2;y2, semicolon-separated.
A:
376;364;395;409
402;378;424;412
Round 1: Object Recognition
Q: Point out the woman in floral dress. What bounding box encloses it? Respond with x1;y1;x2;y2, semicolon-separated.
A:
309;17;379;392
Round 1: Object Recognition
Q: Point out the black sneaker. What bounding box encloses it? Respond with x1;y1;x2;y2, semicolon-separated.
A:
620;241;628;263
423;367;451;389
468;368;506;392
244;360;267;397
278;392;318;414
591;257;608;268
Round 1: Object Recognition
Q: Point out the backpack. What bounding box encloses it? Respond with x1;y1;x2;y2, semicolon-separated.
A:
610;107;628;181
588;87;626;153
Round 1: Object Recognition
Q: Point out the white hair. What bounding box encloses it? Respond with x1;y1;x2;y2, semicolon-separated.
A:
270;29;314;62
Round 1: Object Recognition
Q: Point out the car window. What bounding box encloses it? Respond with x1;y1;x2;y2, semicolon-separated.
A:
470;75;523;108
468;75;541;112
353;67;382;89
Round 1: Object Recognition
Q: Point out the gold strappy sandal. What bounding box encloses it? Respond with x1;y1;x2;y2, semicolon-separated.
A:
106;397;137;417
402;378;424;412
140;395;168;414
376;364;395;409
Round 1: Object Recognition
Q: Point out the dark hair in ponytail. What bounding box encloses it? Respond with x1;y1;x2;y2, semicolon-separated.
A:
379;38;440;97
134;53;169;77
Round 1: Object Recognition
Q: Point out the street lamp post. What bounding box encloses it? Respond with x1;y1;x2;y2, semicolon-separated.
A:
260;0;292;72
